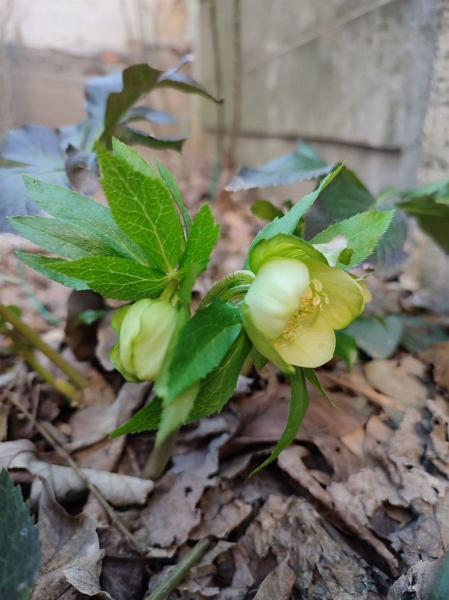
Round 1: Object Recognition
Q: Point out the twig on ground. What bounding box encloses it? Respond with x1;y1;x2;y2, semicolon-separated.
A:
5;390;146;556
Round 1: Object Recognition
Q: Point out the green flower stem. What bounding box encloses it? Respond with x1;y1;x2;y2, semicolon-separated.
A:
199;270;254;309
0;302;87;389
141;429;178;480
146;536;214;600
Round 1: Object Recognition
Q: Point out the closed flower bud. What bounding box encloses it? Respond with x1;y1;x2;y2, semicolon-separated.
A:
242;257;364;371
111;298;179;382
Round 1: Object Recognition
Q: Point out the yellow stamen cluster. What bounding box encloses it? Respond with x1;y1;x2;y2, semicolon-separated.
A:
281;278;329;342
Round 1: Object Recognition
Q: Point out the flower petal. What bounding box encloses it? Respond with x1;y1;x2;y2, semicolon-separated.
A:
303;259;364;329
244;258;310;339
119;298;151;375
275;312;336;368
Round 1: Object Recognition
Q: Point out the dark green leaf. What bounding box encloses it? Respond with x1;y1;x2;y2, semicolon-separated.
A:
399;316;449;353
121;106;177;126
22;177;149;265
399;196;449;252
168;298;243;399
334;331;359;370
302;367;336;407
431;550;449;600
16;252;89;290
47;256;168;300
0;469;41;600
156;70;223;103
251;368;309;474
0;125;69;233
96;144;184;272
75;309;108;326
251;200;284;221
311;211;394;269
251;346;268;370
84;72;124;147
346;315;404;359
115;125;186;153
243;164;343;269
154;158;192;236
110;397;163;437
189;331;252;421
226;141;333;191
179;204;220;272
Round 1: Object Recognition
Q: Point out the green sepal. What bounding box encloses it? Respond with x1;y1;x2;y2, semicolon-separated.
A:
248;233;327;274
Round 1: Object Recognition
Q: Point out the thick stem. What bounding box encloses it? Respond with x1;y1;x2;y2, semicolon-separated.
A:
146;536;214;600
0;303;87;389
199;270;254;309
141;429;178;480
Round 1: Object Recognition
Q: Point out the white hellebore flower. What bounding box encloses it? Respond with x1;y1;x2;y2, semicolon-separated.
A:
242;258;364;371
110;298;179;382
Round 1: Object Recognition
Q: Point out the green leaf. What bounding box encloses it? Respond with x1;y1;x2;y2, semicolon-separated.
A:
251;346;268;370
399;316;449;353
248;233;326;274
243;164;343;269
302;367;336;407
109;396;163;437
115;125;186;152
22;177;149;265
154;158;192;236
0;125;69;233
399;196;449;253
16;252;89;290
96;144;184;272
47;256;168;300
189;331;252;420
156;382;200;444
311;211;395;269
111;138;156;177
251;200;284;221
346;315;404;359
0;469;41;600
431;550;449;600
75;309;108;326
226;141;333;191
334;331;359;370
168;298;243;399
251;368;309;474
121;106;177;126
179;204;220;272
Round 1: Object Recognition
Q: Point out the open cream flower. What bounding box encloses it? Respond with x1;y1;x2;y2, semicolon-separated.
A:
242;258;364;370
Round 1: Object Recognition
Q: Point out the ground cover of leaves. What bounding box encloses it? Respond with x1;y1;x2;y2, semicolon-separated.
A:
1;170;449;599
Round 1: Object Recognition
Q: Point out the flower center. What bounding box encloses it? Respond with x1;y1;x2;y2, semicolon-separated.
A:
281;278;329;342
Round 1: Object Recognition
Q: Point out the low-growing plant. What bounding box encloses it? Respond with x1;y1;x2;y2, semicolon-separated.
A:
8;140;393;475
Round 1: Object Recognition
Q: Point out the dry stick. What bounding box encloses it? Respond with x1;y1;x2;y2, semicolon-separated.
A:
225;0;242;170
146;536;214;600
0;303;87;389
208;0;225;198
6;391;146;556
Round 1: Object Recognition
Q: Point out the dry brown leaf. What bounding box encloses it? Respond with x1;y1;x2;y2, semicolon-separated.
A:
0;439;153;506
426;400;449;477
139;434;227;548
419;341;449;390
253;559;296;600
387;557;443;599
30;479;110;600
364;356;428;407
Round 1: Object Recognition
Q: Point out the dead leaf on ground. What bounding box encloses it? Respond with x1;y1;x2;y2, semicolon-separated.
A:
30;478;110;600
253;559;296;600
0;440;153;506
419;341;449;391
364;355;428;408
387;557;443;599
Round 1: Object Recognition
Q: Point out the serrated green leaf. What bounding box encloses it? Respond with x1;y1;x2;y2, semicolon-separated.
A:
23;177;149;265
109;396;163;437
346;315;403;359
188;330;252;421
334;331;359;370
179;204;220;273
251;200;284;221
168;298;243;399
156;382;200;444
251;367;309;475
311;211;394;269
16;252;89;290
154;158;192;236
47;256;168;300
115;125;186;152
227;141;333;191
0;469;41;600
111;138;156;177
96;144;184;272
243;164;343;269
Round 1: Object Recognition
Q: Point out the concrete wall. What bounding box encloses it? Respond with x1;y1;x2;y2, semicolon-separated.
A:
197;0;441;193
